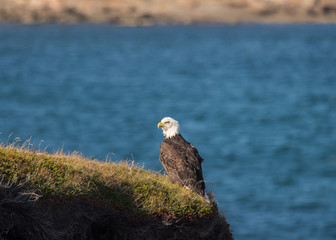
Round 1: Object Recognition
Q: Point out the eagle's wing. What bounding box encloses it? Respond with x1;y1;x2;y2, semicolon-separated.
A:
159;139;205;195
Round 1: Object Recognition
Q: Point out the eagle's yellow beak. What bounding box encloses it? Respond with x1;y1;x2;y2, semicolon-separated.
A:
157;122;166;128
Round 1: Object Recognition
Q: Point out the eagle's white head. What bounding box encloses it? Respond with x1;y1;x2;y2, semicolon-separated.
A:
157;117;180;138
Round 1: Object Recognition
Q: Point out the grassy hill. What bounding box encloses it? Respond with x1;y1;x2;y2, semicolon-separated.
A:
0;144;233;239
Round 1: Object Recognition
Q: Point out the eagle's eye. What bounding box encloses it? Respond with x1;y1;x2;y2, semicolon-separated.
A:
165;121;170;124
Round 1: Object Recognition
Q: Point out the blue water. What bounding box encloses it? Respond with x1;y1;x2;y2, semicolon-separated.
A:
1;24;336;240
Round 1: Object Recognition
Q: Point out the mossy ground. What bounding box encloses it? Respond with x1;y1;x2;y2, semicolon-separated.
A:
0;144;217;219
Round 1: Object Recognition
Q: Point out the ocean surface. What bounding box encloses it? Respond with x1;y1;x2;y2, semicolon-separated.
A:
1;24;336;240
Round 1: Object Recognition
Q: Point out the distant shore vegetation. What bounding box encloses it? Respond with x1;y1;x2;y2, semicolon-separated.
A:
0;0;335;25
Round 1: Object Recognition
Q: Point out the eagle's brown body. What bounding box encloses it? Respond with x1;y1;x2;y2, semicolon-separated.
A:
159;134;205;196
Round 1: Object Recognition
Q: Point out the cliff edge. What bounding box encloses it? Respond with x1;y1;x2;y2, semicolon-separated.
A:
0;145;233;240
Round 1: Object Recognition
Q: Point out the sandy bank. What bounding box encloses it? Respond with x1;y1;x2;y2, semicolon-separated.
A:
0;0;336;25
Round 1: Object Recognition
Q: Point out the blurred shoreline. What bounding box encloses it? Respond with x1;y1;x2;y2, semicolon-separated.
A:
0;0;336;25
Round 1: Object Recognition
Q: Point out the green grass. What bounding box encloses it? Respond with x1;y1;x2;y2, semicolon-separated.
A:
0;144;217;219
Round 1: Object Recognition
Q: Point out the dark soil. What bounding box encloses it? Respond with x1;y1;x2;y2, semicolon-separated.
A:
0;182;233;240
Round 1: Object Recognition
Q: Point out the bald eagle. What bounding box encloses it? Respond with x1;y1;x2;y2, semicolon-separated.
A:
157;117;205;196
